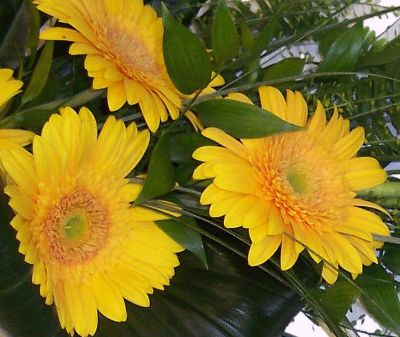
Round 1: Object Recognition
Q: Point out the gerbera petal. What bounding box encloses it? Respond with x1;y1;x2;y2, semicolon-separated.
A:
248;236;281;266
345;169;387;191
258;86;287;120
224;195;259;228
286;89;308;126
307;101;326;133
202;128;248;159
227;93;254;104
281;227;299;270
333;127;365;160
107;82;127;111
322;263;339;284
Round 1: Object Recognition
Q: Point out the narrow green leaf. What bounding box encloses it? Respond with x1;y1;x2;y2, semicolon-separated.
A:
238;14;279;67
240;21;255;51
156;217;208;268
162;4;211;94
211;1;239;65
262;58;305;81
21;41;54;106
194;99;301;138
318;281;359;323
24;1;41;70
319;24;368;72
360;44;400;67
135;133;175;204
357;265;400;333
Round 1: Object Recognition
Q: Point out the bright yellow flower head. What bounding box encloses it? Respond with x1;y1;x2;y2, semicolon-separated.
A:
34;0;183;132
193;86;390;284
2;107;183;336
0;68;34;151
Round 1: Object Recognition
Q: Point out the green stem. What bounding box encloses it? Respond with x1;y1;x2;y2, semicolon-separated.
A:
359;182;400;208
359;182;400;199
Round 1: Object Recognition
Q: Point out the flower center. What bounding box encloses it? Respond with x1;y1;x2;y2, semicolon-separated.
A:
44;188;109;265
96;20;164;84
252;132;352;232
62;212;88;242
286;168;308;195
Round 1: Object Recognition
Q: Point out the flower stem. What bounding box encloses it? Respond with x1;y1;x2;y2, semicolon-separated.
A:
359;182;400;208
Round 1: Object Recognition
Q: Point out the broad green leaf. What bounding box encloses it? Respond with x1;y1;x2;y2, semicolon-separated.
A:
317;281;359;323
162;4;212;94
168;132;214;163
194;99;301;138
382;243;400;275
357;265;400;334
135;133;176;204
21;41;54;106
262;58;305;81
211;1;239;66
156;217;208;268
319;24;369;72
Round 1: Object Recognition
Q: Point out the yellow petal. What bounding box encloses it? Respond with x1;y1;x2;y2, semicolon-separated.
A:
258;86;287;120
92;277;127;322
285;89;308;126
248;236;281;266
281;228;299;270
40;27;89;43
322;263;339;284
202;128;248;160
224;195;259;228
345;169;386;191
333;127;365;160
227;93;253;104
107;82;126;111
307;101;326;133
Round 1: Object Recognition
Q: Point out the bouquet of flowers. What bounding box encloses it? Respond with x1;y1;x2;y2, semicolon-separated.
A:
0;1;399;336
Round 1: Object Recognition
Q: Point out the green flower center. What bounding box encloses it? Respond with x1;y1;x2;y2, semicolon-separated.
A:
62;213;88;241
287;169;308;195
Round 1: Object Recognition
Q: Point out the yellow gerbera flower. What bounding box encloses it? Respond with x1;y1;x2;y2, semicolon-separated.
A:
0;68;34;151
193;86;390;284
2;107;183;336
34;0;183;132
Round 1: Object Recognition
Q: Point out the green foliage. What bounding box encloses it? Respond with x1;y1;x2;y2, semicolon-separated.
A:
135;132;176;205
211;1;239;66
319;24;371;72
262;58;305;82
194;98;301;138
2;1;400;336
162;4;212;94
156;217;208;268
21;41;54;106
357;265;400;334
315;281;359;324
